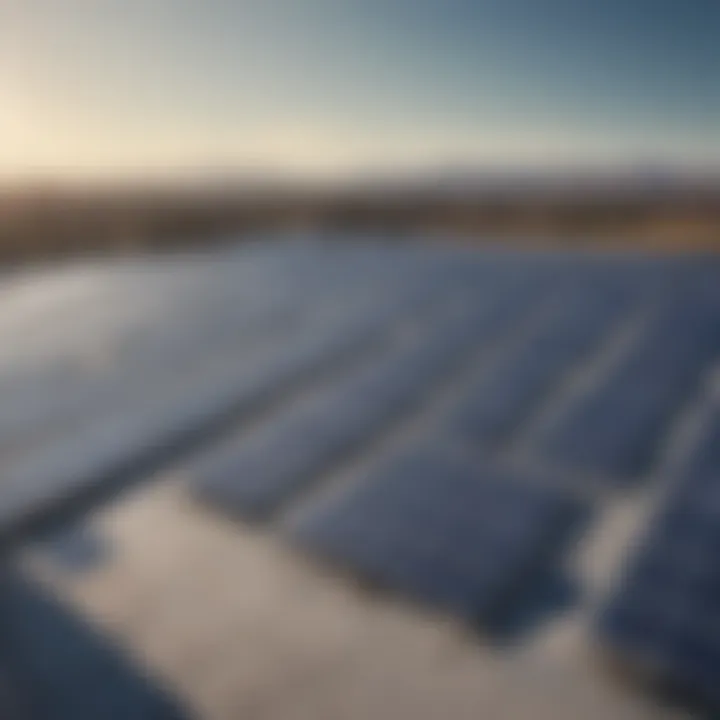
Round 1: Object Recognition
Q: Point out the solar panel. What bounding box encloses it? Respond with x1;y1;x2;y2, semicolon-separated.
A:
292;444;587;632
534;293;720;482
599;410;720;710
0;570;185;720
450;282;629;446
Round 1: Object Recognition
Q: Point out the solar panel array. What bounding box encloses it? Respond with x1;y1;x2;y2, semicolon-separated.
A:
1;238;720;711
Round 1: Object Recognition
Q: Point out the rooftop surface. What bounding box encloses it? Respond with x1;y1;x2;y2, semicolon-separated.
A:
1;237;719;719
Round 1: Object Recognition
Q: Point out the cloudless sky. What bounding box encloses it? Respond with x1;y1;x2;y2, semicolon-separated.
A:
1;0;718;178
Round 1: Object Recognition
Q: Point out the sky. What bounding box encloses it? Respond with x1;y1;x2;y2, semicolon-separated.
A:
0;0;718;179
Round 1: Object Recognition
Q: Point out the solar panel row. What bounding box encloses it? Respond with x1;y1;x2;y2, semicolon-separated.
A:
599;409;720;710
451;282;630;448
293;443;588;632
537;292;720;482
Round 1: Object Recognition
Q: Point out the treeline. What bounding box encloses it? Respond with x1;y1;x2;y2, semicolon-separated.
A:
0;185;718;263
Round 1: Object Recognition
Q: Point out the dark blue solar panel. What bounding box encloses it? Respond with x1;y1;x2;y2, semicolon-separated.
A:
535;294;720;482
451;283;628;446
343;284;545;411
599;410;720;710
0;570;185;720
292;446;587;630
0;663;31;720
680;409;720;483
191;399;373;520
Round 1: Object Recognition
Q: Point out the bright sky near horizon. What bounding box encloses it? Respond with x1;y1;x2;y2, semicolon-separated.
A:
1;0;718;179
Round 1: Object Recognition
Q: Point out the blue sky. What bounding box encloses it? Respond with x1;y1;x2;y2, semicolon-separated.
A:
1;0;718;177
